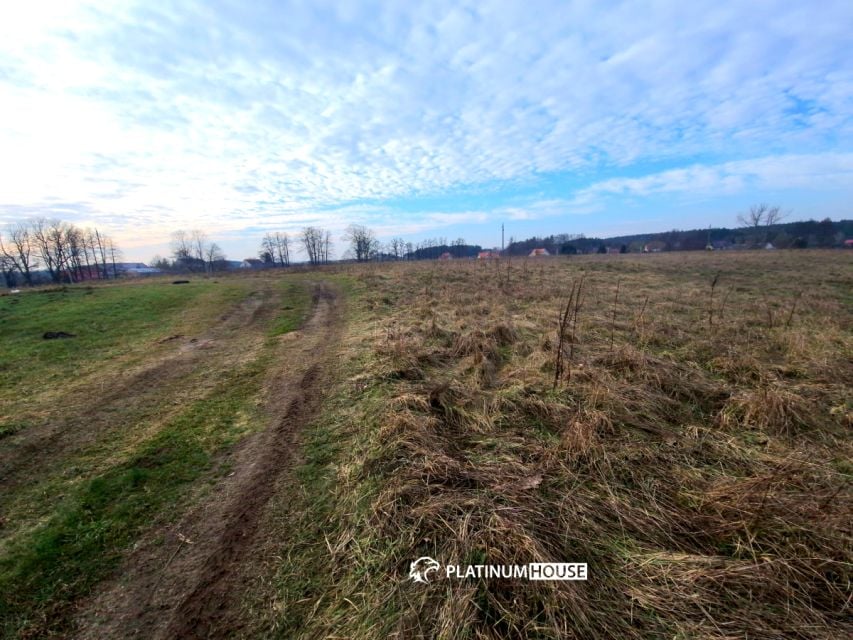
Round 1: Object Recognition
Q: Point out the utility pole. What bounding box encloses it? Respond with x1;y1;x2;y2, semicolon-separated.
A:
501;224;504;253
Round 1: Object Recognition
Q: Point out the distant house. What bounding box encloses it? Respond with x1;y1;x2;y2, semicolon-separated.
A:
643;240;666;253
240;258;267;269
528;248;550;257
764;242;776;250
844;239;853;248
477;251;500;259
606;247;620;255
116;262;162;276
438;252;453;260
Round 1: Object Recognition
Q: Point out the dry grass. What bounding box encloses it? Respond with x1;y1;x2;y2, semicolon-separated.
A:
254;251;852;639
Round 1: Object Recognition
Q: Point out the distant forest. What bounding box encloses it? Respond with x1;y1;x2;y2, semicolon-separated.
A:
504;218;853;256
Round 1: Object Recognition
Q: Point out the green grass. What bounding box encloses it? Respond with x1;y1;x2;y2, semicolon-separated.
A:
0;275;315;639
0;356;269;638
269;282;313;336
0;280;247;402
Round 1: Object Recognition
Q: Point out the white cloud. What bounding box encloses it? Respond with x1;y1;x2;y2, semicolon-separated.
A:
0;0;851;258
573;153;853;205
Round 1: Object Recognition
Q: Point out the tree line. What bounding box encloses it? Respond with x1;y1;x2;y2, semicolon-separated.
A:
507;216;851;256
255;227;331;267
0;218;121;287
151;230;229;273
255;225;462;266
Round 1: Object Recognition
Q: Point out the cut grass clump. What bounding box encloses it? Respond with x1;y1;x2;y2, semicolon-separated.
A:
717;385;826;436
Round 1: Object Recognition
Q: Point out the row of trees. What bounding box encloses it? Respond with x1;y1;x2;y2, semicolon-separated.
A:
0;218;121;286
507;216;850;256
149;230;229;273
257;228;332;267
271;226;480;263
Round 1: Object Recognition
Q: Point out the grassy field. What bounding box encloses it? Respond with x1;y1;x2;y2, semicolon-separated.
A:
0;274;311;637
246;251;851;639
1;251;851;639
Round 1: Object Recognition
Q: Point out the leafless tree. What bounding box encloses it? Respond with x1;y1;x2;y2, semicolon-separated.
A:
92;228;110;278
323;230;332;264
274;232;290;266
0;221;39;285
1;219;120;284
171;230;193;262
0;254;16;287
260;234;276;264
107;237;122;278
738;203;786;228
204;242;225;272
387;237;405;260
301;226;324;266
343;224;376;262
261;232;291;266
171;229;211;272
31;218;74;282
189;230;208;264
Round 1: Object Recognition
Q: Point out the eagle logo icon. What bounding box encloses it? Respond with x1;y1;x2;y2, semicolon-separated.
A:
409;557;441;584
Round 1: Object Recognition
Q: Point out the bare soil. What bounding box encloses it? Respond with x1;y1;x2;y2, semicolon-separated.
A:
73;282;342;639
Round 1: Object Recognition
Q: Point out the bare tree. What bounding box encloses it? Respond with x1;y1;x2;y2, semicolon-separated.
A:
323;230;332;264
1;219;119;284
0;221;38;285
343;224;376;262
274;232;290;266
301;226;324;266
189;230;208;269
93;228;110;278
171;230;211;272
0;254;16;288
260;234;277;264
764;206;786;226
204;242;225;272
387;237;405;260
31;218;74;283
260;232;291;267
107;237;122;278
171;230;193;263
738;203;786;228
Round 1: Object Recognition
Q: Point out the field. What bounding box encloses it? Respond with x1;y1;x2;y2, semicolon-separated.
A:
1;251;851;639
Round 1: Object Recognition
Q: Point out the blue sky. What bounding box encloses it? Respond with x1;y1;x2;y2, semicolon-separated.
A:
1;0;851;261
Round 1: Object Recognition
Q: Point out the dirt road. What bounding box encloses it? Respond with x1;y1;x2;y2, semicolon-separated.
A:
75;282;342;639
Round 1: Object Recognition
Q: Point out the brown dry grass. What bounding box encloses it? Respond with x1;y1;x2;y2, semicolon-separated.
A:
251;251;852;639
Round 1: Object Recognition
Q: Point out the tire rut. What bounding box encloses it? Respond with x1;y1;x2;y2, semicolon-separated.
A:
74;282;342;640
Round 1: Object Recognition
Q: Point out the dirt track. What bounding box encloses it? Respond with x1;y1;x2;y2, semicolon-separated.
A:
75;282;342;639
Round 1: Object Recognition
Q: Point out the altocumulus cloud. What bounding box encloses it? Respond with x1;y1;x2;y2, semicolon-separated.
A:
0;0;851;258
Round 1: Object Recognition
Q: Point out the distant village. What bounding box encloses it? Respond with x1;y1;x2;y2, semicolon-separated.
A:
3;216;851;286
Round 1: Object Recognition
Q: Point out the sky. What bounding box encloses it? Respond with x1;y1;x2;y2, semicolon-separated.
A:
0;0;851;262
